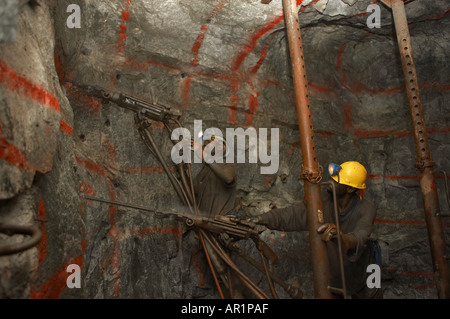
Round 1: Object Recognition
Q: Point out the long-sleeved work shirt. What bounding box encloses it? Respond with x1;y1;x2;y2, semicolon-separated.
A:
194;162;237;218
260;191;377;295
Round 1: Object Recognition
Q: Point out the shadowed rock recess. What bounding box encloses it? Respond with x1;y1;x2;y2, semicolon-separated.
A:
0;0;448;299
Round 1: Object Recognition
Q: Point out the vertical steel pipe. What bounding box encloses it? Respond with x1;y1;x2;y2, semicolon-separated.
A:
386;0;450;298
282;0;332;299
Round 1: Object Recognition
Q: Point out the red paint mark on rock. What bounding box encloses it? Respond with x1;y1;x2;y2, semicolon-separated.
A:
0;132;35;172
257;79;285;87
426;8;450;21
342;103;352;131
354;127;450;139
75;156;109;177
298;0;321;13
65;82;103;113
30;255;83;299
351;83;404;96
118;0;133;55
127;59;182;72
131;227;183;237
308;82;335;94
290;141;299;154
121;10;130;22
336;43;347;74
182;77;191;109
419;81;450;92
103;139;118;160
79;181;95;196
59;119;73;136
183;0;228;109
191;246;207;288
246;93;260;127
385;175;418;181
414;282;436;291
37;197;47;266
353;129;395;138
245;35;273;127
374;219;426;225
122;166;165;174
315;131;334;137
105;179;120;297
231;15;284;74
0;59;60;113
230;14;284;125
192;24;210;68
54;50;66;84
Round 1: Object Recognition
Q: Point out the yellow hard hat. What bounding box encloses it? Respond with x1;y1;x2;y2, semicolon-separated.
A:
330;161;367;190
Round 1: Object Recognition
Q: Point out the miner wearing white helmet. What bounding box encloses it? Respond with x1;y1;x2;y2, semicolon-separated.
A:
191;129;241;297
254;161;383;299
192;130;236;218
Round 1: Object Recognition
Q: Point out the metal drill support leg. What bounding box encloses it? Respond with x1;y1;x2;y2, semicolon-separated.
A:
382;0;450;298
282;0;332;299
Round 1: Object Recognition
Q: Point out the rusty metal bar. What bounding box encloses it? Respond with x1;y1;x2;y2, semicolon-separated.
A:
282;0;332;299
382;0;450;298
231;242;304;298
321;181;348;298
435;170;450;217
0;223;42;256
136;116;191;209
201;230;270;299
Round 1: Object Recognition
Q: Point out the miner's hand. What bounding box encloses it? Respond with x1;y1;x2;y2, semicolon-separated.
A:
246;217;261;224
317;223;337;242
317;223;357;253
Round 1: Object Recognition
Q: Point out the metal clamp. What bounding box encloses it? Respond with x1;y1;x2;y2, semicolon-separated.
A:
301;165;323;184
0;223;42;257
415;159;435;170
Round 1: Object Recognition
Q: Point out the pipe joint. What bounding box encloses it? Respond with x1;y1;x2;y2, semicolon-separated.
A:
415;159;435;170
301;165;323;184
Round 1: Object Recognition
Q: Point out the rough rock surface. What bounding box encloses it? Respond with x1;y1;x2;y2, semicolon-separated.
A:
0;0;449;299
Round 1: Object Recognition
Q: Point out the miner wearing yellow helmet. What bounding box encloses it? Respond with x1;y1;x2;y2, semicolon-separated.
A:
254;161;382;299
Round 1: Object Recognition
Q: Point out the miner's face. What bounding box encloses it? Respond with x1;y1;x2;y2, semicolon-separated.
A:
202;138;226;156
327;178;353;197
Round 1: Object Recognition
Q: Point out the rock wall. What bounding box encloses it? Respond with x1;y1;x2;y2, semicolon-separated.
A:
0;0;449;299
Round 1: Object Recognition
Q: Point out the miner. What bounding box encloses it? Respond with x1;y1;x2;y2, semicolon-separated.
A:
192;133;237;219
253;161;383;299
191;132;243;298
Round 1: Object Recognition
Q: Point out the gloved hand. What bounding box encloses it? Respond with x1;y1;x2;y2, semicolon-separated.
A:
246;216;261;224
317;223;357;253
244;216;266;233
317;223;337;241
